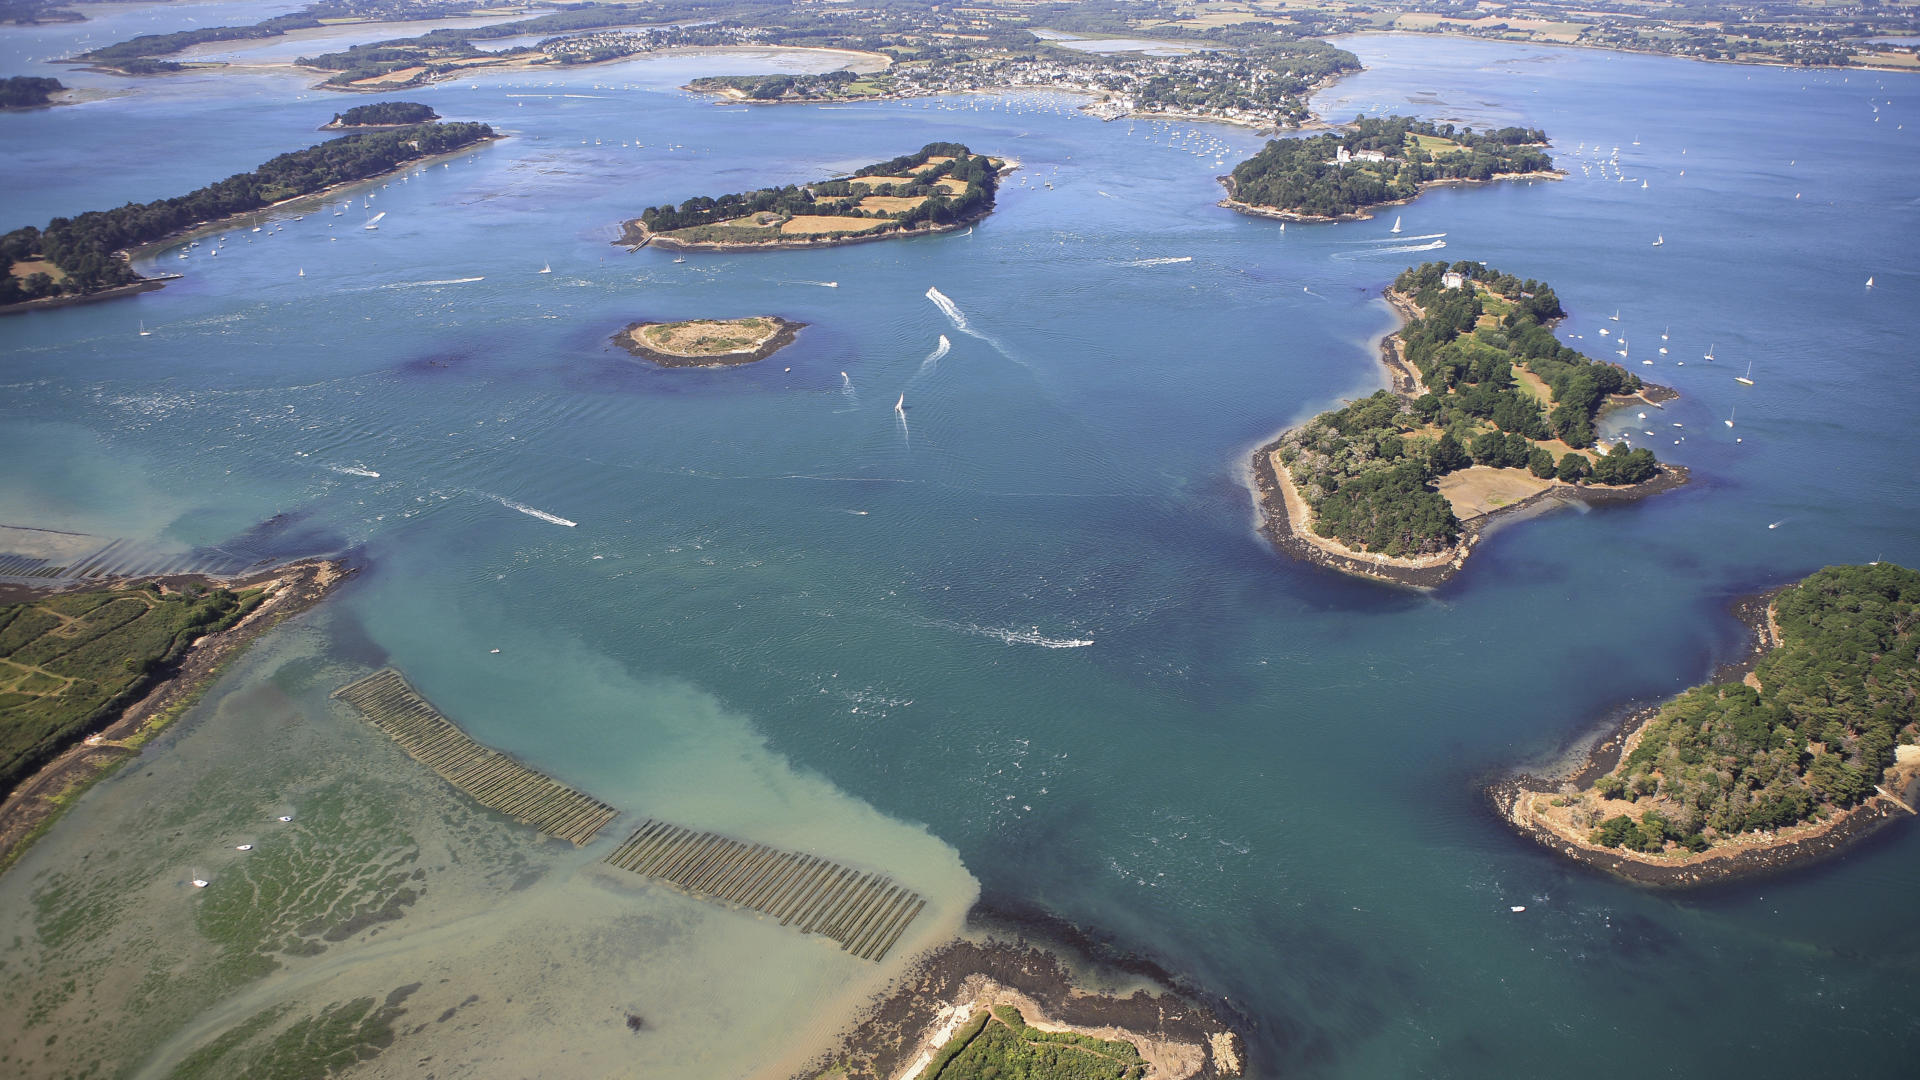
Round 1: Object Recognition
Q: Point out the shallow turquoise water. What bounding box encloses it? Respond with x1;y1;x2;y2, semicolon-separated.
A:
4;23;1920;1078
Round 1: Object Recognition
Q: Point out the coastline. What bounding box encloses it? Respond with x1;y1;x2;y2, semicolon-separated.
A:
0;132;503;315
0;558;353;879
1218;168;1566;224
1490;588;1920;888
802;901;1245;1080
1247;288;1687;588
613;316;804;367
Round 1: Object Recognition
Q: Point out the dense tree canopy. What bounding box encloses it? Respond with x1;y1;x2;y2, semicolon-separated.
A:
1;121;494;304
1585;563;1920;853
0;75;63;108
331;100;437;126
1229;115;1553;217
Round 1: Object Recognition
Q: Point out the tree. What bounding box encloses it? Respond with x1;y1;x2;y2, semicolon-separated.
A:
1555;453;1590;482
1527;447;1556;478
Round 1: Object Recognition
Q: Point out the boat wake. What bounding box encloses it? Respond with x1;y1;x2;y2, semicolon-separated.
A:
919;334;951;376
932;620;1093;648
1330;239;1448;260
326;464;381;478
1124;256;1192;266
1340;232;1447;245
925;286;971;332
476;491;577;527
382;276;486;289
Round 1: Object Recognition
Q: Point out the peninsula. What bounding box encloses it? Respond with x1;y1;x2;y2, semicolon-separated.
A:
620;143;1005;251
0;120;496;309
1252;261;1683;587
1222;116;1559;221
0;559;350;877
0;75;65;109
1497;562;1920;887
614;316;804;367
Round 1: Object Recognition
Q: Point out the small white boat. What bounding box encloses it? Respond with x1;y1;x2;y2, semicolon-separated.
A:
364;211;386;230
1610;309;1620;321
539;262;552;274
894;394;905;414
1866;276;1874;289
1390;215;1402;234
192;879;209;888
673;256;685;263
1651;234;1663;246
1736;361;1754;386
298;268;304;278
1725;408;1736;429
1661;326;1669;340
1704;343;1715;361
138;321;150;337
236;844;253;851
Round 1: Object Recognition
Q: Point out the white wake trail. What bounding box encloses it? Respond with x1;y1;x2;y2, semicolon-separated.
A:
476;491;577;527
1123;256;1192;266
1330;239;1448;260
919;334;951;376
326;464;380;478
382;276;485;289
925;287;970;332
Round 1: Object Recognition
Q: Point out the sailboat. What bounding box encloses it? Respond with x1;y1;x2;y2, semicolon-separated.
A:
1661;326;1669;340
1736;361;1755;386
1390;215;1402;234
298;268;304;278
1703;343;1716;361
364;211;386;230
1725;408;1736;429
1651;234;1664;246
1610;309;1620;321
538;262;552;274
1865;276;1874;289
894;394;905;415
138;321;150;337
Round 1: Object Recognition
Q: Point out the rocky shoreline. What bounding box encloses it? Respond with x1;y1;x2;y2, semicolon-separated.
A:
800;898;1246;1080
1490;586;1920;888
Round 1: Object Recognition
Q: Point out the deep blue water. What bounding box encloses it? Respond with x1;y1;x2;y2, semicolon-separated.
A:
4;22;1919;1079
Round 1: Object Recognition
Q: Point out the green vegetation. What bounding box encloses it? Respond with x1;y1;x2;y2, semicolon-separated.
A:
635;142;1000;242
1274;261;1657;556
927;1004;1146;1080
1582;564;1920;853
72;0;488;72
0;120;493;303
0;75;63;108
171;988;417;1079
330;100;436;126
1228;116;1553;218
0;583;266;797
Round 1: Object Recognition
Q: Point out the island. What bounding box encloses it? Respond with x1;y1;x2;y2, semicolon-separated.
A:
0;560;349;876
321;99;437;128
613;316;804;367
1223;116;1559;221
1497;562;1920;887
0;120;496;309
619;143;1006;251
1252;260;1684;587
0;75;65;109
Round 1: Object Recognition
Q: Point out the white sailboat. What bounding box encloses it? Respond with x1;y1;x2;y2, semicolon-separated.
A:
1735;361;1754;386
1651;234;1664;246
1725;407;1736;429
1703;343;1715;361
138;321;150;337
894;394;905;415
298;268;304;278
364;211;386;230
1390;215;1402;234
1661;326;1669;340
538;262;552;274
1865;276;1874;289
1610;309;1620;321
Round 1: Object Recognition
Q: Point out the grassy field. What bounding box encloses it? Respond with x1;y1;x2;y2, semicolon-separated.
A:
778;215;888;236
7;258;68;285
637;317;781;355
856;195;929;214
0;583;264;797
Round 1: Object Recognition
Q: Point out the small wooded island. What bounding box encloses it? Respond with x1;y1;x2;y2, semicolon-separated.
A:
0;120;496;308
0;76;65;110
620;142;1006;250
1252;261;1683;587
614;316;804;367
1223;116;1558;221
1498;563;1920;887
322;100;438;128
